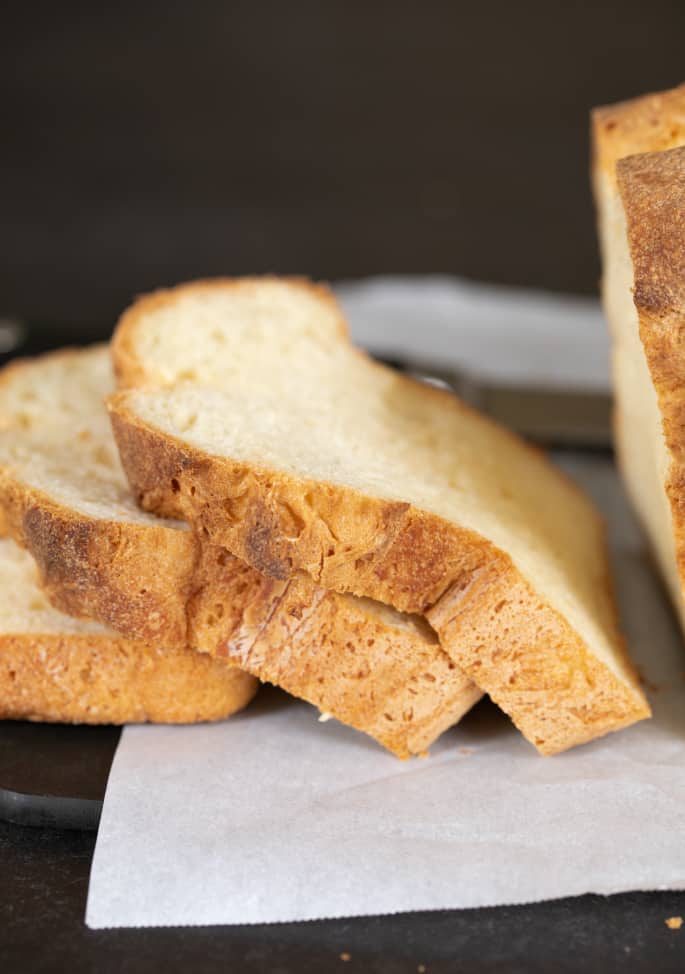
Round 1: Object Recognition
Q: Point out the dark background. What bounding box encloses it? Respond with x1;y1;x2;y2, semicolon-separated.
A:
2;0;684;340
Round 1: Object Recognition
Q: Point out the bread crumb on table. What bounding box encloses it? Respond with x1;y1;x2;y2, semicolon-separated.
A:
665;916;683;930
339;952;351;962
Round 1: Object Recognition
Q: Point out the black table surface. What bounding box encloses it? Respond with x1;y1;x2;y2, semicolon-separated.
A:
3;817;685;974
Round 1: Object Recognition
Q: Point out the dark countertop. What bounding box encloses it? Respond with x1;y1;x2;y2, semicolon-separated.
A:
3;820;685;974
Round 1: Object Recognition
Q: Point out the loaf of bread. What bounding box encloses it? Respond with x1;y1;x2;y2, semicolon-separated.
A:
0;537;257;723
109;277;650;753
0;346;479;755
592;84;685;628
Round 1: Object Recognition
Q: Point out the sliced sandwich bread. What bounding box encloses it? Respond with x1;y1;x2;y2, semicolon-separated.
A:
109;277;650;753
592;85;685;629
0;346;479;756
0;537;257;723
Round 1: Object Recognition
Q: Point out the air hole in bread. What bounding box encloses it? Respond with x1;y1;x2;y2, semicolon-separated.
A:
170;478;180;493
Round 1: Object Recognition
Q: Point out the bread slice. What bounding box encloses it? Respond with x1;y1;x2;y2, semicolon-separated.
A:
0;537;257;723
109;277;650;754
592;85;685;628
0;346;479;756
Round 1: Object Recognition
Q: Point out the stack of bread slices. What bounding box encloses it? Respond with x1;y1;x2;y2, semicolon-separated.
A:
0;277;651;756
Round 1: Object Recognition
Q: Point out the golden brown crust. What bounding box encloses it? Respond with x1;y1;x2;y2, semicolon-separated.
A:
108;392;650;755
108;276;651;752
189;546;482;758
0;444;479;755
0;630;258;724
0;345;478;755
592;83;685;185
0;472;198;646
0;476;478;757
427;559;648;755
109;396;494;610
617;146;685;593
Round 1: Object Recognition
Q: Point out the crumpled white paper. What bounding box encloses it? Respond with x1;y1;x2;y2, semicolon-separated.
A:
85;280;685;929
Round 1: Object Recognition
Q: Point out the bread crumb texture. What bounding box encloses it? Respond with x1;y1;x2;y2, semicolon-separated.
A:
109;277;650;752
0;345;479;753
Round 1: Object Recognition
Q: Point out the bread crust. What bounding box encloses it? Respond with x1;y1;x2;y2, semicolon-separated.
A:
189;545;481;757
108;279;650;754
0;469;480;754
0;629;258;724
0;346;478;755
0;473;198;646
592;83;685;186
616;147;685;596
